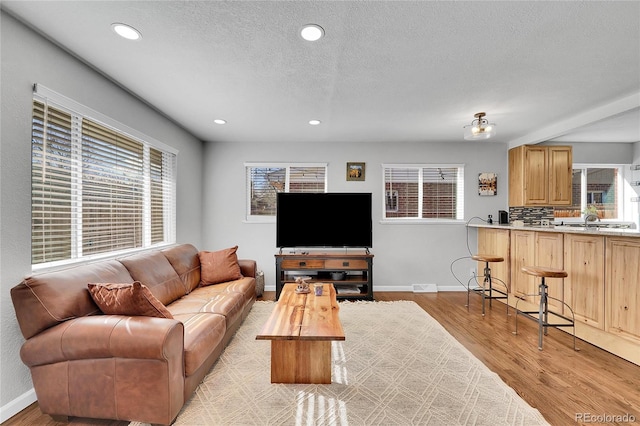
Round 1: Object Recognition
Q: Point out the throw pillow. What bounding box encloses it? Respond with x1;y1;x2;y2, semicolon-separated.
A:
87;281;173;319
199;245;243;286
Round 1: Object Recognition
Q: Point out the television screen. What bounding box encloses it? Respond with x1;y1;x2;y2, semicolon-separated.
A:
276;192;372;248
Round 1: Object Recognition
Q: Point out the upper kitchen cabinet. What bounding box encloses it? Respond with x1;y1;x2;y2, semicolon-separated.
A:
509;145;572;206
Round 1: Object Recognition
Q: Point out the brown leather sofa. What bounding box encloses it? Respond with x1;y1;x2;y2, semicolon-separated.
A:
10;243;256;425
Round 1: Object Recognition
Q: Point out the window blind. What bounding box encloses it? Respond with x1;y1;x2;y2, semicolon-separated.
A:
245;163;327;220
31;96;177;267
31;101;74;264
81;119;144;255
383;164;464;220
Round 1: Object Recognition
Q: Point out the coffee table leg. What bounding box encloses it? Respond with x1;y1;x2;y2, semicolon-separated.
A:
270;340;332;384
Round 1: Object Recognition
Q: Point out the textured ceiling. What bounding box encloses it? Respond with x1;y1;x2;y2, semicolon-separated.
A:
3;1;639;145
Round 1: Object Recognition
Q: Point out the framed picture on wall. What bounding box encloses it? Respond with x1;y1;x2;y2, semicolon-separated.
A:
478;172;497;196
347;162;365;181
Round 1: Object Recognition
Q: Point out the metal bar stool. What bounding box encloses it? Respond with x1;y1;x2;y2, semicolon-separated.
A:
513;265;578;351
468;254;509;316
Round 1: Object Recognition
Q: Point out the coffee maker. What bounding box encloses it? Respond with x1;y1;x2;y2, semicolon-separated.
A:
498;210;509;224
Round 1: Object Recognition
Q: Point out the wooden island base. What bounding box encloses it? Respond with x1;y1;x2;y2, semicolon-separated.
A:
256;283;344;384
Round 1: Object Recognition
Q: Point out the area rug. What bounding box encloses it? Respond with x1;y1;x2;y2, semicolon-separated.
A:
131;301;548;425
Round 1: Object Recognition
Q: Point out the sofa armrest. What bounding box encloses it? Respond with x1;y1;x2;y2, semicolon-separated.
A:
20;315;184;368
238;259;257;278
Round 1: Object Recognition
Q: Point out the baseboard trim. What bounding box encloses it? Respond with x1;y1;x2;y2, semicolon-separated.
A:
1;388;36;423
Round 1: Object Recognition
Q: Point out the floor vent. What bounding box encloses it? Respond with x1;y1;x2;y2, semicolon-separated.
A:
412;284;438;293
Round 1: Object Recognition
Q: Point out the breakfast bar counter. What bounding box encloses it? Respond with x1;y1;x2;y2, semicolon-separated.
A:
468;223;640;365
469;222;640;237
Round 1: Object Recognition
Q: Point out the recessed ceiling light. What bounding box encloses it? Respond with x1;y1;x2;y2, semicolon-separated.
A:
300;24;324;41
214;119;227;125
308;120;321;125
111;23;142;41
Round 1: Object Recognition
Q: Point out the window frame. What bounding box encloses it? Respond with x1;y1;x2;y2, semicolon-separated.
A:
381;163;465;224
553;163;625;223
244;162;328;223
31;85;177;271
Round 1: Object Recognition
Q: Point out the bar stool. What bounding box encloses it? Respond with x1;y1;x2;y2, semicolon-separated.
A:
513;266;578;351
468;254;509;317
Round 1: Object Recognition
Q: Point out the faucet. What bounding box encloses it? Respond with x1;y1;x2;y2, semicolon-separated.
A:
584;214;601;227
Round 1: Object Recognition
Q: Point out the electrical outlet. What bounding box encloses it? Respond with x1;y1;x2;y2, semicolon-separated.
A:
469;268;476;277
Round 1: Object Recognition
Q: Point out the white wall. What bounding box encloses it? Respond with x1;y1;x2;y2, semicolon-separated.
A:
545;141;634;163
201;140;509;292
0;12;204;419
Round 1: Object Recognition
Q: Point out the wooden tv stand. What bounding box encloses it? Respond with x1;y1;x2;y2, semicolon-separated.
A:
275;250;374;301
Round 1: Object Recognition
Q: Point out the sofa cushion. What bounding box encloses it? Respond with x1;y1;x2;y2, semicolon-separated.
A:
173;312;226;377
10;260;135;340
168;292;244;328
162;244;201;293
198;246;242;285
195;277;257;304
88;282;173;319
119;251;186;306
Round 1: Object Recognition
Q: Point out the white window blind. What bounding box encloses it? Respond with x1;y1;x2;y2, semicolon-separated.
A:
31;101;74;263
31;94;177;268
245;163;327;221
383;164;464;221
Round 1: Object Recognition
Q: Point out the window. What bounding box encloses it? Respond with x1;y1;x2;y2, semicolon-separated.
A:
382;164;464;221
245;163;327;222
31;93;176;268
554;165;622;220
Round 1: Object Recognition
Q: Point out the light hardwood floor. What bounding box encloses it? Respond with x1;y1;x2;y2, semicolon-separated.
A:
5;291;640;426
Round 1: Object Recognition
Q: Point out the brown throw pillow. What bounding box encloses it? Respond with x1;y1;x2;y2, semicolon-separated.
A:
87;281;173;319
199;246;243;286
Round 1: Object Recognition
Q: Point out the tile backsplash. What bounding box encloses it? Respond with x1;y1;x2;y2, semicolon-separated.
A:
509;206;554;226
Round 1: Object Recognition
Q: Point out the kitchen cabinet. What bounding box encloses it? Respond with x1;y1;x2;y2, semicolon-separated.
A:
536;232;565;312
510;230;536;301
606;237;640;343
476;228;510;292
564;234;605;329
510;230;564;310
508;145;572;206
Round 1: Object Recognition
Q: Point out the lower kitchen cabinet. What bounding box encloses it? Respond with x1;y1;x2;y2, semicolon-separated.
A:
564;234;605;329
510;230;536;302
510;230;564;311
476;228;511;292
606;237;640;343
535;232;564;312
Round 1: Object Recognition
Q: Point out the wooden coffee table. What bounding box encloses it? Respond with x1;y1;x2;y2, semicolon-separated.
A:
256;283;345;384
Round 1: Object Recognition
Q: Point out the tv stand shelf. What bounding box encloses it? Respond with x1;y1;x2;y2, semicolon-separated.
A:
275;251;374;301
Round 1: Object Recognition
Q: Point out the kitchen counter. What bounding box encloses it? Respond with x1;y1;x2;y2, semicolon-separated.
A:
468;222;640;237
471;222;640;366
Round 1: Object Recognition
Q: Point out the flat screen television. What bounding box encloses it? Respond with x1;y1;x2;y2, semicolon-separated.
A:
276;192;372;248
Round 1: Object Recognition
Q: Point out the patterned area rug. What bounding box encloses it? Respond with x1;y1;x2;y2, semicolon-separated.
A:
131;301;549;425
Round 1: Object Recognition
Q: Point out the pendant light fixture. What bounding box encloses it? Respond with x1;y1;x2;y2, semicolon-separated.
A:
463;112;497;140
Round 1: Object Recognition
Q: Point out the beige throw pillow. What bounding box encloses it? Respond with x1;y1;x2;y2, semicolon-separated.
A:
199;246;243;286
87;281;173;319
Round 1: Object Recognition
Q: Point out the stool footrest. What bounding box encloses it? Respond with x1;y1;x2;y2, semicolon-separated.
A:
513;293;578;351
472;287;508;298
516;311;575;328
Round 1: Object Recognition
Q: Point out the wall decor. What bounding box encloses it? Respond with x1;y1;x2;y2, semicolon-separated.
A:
478;172;497;196
347;162;365;181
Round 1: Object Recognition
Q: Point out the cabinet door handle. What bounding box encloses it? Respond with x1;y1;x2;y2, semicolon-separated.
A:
343;261;349;267
299;261;306;267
